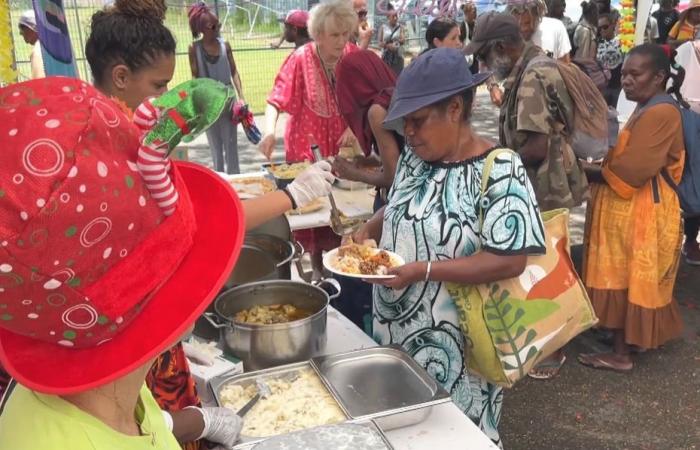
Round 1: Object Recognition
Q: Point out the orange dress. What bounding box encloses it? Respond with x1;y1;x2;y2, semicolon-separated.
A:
146;343;202;450
583;103;685;349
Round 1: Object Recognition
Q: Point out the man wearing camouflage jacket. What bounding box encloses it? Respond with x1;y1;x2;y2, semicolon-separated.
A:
465;12;588;211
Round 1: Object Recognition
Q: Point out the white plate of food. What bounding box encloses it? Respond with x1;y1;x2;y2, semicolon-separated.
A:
323;242;404;280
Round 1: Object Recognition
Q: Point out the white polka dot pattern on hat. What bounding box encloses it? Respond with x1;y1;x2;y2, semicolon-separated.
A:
0;78;170;349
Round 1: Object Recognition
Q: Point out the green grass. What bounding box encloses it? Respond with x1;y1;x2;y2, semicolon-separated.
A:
10;4;289;113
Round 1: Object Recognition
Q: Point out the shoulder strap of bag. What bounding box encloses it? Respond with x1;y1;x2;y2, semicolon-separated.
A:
640;94;681;191
478;148;517;228
389;25;400;40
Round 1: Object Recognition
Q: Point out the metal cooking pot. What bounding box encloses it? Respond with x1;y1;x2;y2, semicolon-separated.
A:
248;214;292;242
204;279;340;370
193;233;300;341
223;234;300;290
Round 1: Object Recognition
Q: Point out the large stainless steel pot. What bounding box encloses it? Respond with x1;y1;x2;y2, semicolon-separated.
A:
204;279;340;370
194;233;300;341
223;234;299;290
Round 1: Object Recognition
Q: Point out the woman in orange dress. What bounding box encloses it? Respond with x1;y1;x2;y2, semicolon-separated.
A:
579;44;686;372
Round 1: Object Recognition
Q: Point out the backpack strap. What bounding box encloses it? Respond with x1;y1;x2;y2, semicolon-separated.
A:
640;94;681;192
643;93;677;110
478;148;517;228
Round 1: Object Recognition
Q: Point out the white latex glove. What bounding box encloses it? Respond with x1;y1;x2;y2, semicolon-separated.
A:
188;406;243;450
286;160;335;208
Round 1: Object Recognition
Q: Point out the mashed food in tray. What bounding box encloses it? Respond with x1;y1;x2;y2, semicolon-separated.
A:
219;368;346;437
333;243;398;276
234;304;312;325
269;162;310;179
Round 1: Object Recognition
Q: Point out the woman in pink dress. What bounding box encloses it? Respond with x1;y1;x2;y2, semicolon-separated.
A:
259;0;358;161
259;0;359;276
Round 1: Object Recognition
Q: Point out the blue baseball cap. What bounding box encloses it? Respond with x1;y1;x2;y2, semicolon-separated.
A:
384;48;491;133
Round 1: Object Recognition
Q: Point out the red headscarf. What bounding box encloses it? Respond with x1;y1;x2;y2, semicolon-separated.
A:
187;1;215;37
335;50;397;156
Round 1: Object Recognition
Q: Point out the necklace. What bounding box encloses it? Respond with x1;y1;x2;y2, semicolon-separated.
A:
316;46;338;88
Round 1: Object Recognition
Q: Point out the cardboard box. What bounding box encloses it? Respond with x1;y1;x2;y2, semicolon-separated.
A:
189;354;243;406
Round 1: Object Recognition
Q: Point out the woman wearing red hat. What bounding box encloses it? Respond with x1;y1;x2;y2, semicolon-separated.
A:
0;3;335;450
0;76;247;449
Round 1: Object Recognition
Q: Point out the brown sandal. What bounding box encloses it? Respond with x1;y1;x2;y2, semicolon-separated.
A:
578;353;633;373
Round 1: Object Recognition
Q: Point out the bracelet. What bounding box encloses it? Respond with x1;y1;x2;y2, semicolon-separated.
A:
281;187;297;210
424;260;432;283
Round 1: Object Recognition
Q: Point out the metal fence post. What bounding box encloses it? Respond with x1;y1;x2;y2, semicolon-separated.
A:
71;0;88;79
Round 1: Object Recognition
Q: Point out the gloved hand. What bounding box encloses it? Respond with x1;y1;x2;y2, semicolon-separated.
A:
186;406;243;450
182;340;219;367
286;161;335;208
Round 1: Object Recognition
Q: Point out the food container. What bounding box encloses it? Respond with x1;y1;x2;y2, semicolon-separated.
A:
225;173;277;199
247;421;393;450
311;345;452;430
248;214;292;242
193;233;299;341
224;234;297;289
204;279;340;370
262;162;309;189
210;362;349;448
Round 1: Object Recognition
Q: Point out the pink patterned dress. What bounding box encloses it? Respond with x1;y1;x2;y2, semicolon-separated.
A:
267;42;357;162
268;42;358;253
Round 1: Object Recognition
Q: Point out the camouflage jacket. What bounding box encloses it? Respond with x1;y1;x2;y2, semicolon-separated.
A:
499;43;588;210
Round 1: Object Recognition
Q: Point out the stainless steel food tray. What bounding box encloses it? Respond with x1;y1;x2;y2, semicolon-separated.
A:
209;361;349;448
233;420;393;450
350;420;394;449
311;345;452;429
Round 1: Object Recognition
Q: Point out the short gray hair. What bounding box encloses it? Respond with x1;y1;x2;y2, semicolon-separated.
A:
505;0;546;19
308;0;358;40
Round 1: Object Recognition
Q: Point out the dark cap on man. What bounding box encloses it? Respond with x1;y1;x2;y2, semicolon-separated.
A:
464;12;521;56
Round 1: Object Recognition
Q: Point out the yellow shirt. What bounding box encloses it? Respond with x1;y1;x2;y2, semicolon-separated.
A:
0;383;181;450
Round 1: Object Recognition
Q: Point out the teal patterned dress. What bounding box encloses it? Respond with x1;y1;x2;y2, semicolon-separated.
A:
373;148;545;446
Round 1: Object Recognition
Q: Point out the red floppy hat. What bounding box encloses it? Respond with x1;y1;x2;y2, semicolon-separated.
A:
0;78;244;394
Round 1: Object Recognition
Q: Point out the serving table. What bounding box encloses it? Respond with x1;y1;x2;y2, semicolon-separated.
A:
211;171;498;449
323;307;499;449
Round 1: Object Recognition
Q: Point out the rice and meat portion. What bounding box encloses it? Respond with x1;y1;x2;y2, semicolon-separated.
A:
334;243;396;276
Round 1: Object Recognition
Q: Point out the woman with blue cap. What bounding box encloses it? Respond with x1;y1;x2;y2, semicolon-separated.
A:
355;48;546;445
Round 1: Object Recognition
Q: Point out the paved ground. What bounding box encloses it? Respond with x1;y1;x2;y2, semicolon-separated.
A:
188;94;699;450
